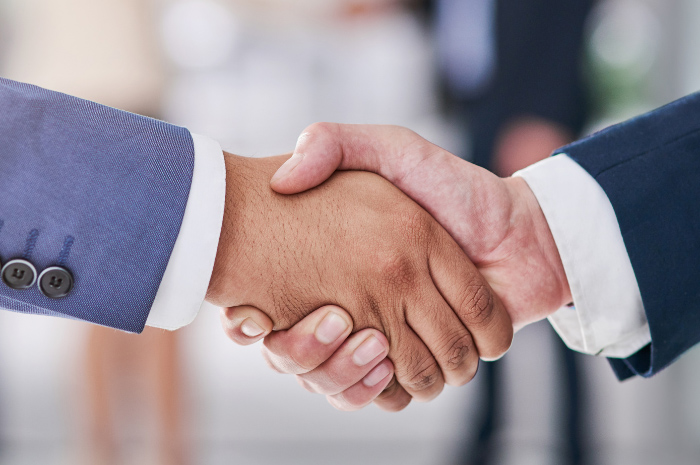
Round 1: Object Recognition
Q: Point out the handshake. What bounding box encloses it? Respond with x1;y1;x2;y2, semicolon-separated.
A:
207;123;571;412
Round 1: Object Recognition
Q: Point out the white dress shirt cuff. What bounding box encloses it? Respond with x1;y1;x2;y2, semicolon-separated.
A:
146;133;226;330
514;154;651;358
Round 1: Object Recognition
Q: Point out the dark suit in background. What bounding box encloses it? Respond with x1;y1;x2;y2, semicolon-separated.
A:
431;1;595;464
466;0;592;169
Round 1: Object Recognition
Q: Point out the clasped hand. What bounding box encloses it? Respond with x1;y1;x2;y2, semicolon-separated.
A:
208;124;571;411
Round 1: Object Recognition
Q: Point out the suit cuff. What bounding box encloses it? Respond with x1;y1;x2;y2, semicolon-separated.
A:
514;154;650;358
146;133;225;330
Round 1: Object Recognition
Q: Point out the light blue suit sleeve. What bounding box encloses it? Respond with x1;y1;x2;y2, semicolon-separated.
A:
0;77;194;332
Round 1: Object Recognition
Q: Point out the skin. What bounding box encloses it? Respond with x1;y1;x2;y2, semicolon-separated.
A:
209;153;513;410
222;124;571;411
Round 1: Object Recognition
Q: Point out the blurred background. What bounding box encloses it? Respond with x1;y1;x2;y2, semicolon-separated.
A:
1;0;700;464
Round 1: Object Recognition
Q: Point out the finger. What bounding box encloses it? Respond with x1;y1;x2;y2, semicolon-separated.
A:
270;123;428;194
220;306;273;345
296;376;316;393
406;285;480;387
261;305;353;375
429;232;514;361
326;359;395;411
373;375;413;412
388;326;445;403
297;329;389;395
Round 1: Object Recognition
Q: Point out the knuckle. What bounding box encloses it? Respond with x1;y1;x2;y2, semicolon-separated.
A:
299;122;339;152
441;331;475;373
263;340;311;375
375;380;412;412
407;364;441;394
376;250;418;289
400;354;442;394
286;344;315;373
484;326;514;360
462;283;496;327
396;127;429;155
311;367;348;395
445;344;478;386
306;121;334;136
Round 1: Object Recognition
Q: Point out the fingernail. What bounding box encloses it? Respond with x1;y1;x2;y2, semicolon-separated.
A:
241;318;265;338
353;336;386;366
363;362;392;387
271;152;304;183
315;312;349;344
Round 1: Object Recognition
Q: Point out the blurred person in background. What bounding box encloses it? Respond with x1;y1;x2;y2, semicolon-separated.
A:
432;1;595;464
2;1;189;464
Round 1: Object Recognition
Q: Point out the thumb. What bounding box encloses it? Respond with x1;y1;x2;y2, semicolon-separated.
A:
270;124;344;194
270;123;420;194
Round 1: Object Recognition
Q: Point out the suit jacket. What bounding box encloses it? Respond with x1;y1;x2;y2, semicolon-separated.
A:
559;93;700;379
0;77;193;332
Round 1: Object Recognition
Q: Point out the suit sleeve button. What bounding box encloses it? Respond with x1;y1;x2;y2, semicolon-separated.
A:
2;259;37;289
38;266;74;299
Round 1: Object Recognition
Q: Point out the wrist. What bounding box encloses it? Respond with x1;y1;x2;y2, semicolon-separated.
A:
205;152;253;307
502;176;572;324
206;153;294;308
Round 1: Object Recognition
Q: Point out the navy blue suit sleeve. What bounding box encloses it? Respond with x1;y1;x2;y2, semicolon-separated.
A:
557;93;700;379
0;78;194;333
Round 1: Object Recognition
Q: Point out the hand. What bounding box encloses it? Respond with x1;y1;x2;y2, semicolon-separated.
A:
221;305;395;411
269;124;572;329
208;153;513;410
223;125;569;410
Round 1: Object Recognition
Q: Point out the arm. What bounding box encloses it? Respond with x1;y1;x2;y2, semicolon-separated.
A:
0;77;195;331
231;96;700;407
0;79;514;411
279;96;700;378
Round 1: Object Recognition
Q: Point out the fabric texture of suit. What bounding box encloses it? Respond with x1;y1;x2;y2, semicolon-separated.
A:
0;78;194;332
560;92;700;379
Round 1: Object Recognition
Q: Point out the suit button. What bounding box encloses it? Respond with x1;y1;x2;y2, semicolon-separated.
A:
2;259;37;289
38;266;73;299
